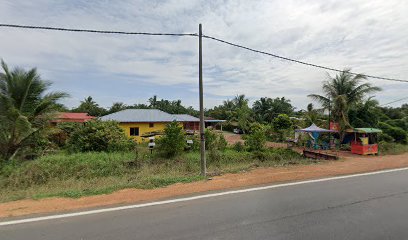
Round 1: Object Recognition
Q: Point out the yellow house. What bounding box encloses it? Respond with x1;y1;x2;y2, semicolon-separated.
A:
100;109;200;143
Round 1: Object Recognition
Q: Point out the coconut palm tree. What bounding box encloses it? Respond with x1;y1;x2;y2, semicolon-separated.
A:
308;69;381;137
0;60;68;160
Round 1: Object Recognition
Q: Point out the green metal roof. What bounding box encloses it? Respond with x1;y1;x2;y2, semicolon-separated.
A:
353;128;383;133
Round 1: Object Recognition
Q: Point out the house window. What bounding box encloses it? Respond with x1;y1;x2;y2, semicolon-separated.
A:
149;123;154;128
130;127;139;136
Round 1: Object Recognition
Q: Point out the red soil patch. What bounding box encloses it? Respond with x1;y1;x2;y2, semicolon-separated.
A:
1;152;408;219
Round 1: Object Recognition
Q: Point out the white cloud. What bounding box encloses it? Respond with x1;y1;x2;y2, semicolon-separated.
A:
0;0;407;109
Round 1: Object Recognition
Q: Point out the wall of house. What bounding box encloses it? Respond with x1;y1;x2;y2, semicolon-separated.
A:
119;122;183;143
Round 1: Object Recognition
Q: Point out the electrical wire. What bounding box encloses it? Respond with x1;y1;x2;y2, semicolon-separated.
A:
0;23;198;37
380;96;408;106
202;35;408;83
1;23;407;83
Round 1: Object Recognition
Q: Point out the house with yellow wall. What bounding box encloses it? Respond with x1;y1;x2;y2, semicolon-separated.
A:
100;109;200;143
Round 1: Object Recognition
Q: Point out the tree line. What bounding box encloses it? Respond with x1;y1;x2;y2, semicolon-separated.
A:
1;60;407;161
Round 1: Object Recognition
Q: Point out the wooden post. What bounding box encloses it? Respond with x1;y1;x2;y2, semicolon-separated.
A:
199;24;206;176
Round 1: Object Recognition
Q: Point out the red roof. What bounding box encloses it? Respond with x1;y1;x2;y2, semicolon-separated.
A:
52;112;95;123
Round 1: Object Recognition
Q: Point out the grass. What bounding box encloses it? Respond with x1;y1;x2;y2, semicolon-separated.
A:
0;148;316;203
379;142;408;155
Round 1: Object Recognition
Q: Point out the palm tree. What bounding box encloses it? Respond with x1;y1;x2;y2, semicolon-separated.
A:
308;69;381;136
0;60;68;160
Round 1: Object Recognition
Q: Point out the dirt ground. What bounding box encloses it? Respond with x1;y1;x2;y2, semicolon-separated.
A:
1;151;408;219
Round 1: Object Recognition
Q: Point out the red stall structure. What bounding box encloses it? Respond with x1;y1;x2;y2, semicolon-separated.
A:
347;128;382;155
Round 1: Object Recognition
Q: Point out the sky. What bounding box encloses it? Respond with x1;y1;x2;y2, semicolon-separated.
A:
0;0;407;110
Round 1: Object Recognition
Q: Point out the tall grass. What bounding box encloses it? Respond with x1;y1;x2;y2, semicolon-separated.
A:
379;142;408;155
0;148;313;202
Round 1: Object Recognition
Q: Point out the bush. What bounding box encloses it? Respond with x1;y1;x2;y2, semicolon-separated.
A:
50;122;82;147
204;129;228;151
1;152;134;188
272;114;293;142
204;129;217;150
386;119;408;131
378;122;407;144
157;121;186;157
379;142;408;155
217;134;228;151
233;142;244;152
245;129;267;152
378;132;394;143
67;120;134;152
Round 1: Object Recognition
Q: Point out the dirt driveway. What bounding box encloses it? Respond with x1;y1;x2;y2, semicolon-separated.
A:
1;152;408;219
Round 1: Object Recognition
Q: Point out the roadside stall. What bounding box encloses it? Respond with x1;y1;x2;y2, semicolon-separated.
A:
295;123;338;160
346;128;382;155
295;123;337;149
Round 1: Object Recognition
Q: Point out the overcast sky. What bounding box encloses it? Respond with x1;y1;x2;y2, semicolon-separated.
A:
0;0;407;110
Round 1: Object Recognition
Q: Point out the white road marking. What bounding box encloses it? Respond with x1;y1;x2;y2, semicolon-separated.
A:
1;167;408;226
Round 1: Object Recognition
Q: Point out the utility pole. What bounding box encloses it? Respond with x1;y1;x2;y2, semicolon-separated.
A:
199;24;206;176
328;97;331;130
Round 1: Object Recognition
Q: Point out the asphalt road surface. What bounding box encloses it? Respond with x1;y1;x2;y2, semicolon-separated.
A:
2;169;408;240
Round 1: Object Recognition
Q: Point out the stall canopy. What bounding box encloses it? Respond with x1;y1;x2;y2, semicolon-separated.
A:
295;123;337;140
346;128;382;134
296;123;337;133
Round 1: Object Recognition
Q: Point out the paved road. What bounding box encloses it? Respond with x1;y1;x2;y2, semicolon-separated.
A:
2;169;408;240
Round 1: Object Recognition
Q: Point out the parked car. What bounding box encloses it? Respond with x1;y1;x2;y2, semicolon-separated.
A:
233;128;243;134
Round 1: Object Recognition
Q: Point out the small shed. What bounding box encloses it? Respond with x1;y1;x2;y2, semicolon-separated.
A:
346;128;382;155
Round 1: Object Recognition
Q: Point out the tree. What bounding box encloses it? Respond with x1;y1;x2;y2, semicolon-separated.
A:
245;127;267;152
272;114;293;141
304;103;323;126
0;60;68;160
147;95;199;116
108;102;127;114
348;97;382;128
67;120;134;152
308;69;381;137
72;96;107;117
157;121;186;157
205;94;254;132
253;97;294;123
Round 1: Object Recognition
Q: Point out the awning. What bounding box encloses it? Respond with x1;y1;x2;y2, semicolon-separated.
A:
295;123;337;133
346;128;382;134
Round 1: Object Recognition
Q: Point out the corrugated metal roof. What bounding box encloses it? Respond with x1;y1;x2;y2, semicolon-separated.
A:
173;114;200;122
348;128;383;133
100;109;179;123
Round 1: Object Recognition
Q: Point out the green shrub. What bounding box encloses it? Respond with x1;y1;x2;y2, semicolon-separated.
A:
272;114;293;142
208;149;222;166
379;122;407;144
379;142;408;155
67;120;134;152
204;129;217;150
204;129;228;151
1;152;134;188
386;119;408;131
387;127;407;144
217;134;228;151
233;142;244;152
50;122;82;147
157;121;186;157
245;129;266;152
378;132;394;143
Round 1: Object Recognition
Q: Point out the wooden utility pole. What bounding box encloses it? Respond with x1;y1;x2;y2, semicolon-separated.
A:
198;24;206;176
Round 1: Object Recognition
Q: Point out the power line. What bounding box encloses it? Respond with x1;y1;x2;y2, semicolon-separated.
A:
380;96;408;106
1;23;407;83
0;23;198;37
202;35;408;83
